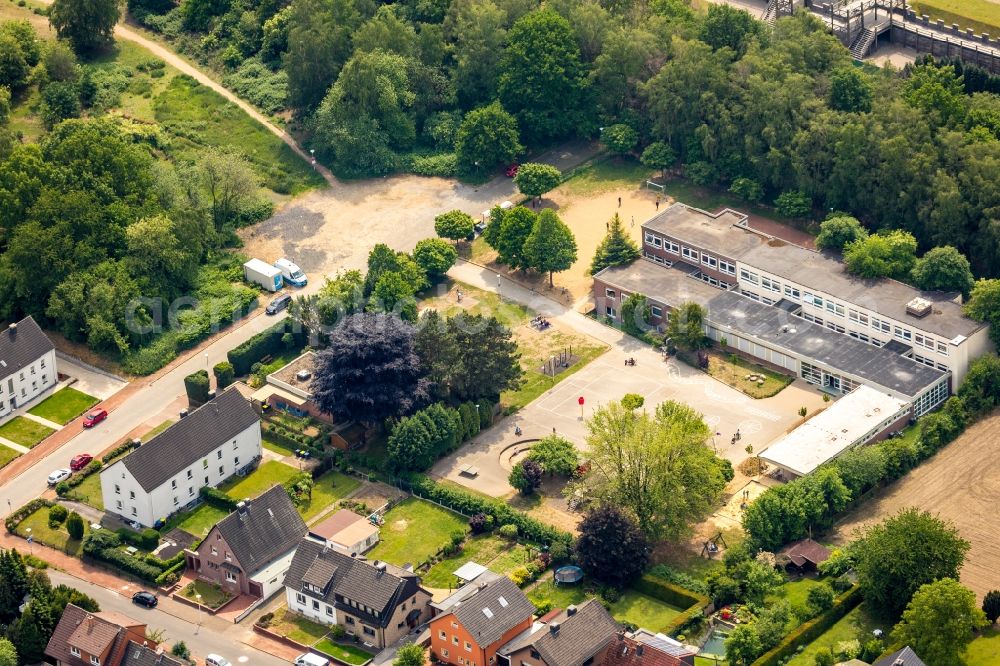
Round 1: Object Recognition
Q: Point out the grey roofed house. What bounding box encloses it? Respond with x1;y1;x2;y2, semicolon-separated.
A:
119;386;260;492
122;643;185;666
213;484;307;575
872;646;926;666
446;576;536;648
0;315;55;378
431;570;503;613
284;538;425;627
705;290;947;399
498;599;619;666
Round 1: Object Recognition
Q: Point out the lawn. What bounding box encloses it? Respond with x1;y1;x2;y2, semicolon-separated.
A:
71;473;105;511
14;507;87;556
366;498;468;567
300;471;362;522
222;459;299;500
270;607;331;644
705;349;794;399
174;503;230;537
767;577;828;611
785;604;883;666
144;420;175;440
558;157;654;197
314;639;373;665
421;535;511;588
181;579;233;609
28;387;99;425
965;628;1000;666
0;417;56;448
527;579;684;632
912;0;1000;36
262;433;298;456
0;443;20;470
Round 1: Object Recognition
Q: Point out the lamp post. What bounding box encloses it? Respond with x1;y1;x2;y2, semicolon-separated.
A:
195;593;203;634
496;274;502;302
310;149;316;168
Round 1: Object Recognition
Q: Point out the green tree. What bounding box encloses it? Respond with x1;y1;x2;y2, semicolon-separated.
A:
729;177;763;203
353;6;418;58
957;353;1000;416
964;280;1000;347
40;81;82;129
807;584;835;614
446;314;522;400
212;361;235;389
853;508;969;617
983;589;1000;625
42;40;80;83
0;34;29;90
829;66;872;113
454;101;522;176
446;0;507;107
498;9;590;144
0;86;10;126
699;4;764;57
413;238;458;280
774;190;812;218
0;21;41;67
620;393;644;410
0;550;29;623
514;163;562;200
10;605;47;665
493;206;536;269
844;230;918;280
585;400;728;540
49;0;120;53
911;246;975;296
170;642;191;661
387;410;435;470
434;210;475;241
601;124;638;155
508;458;543;494
574;504;650;588
725;623;763;666
665;301;706;351
198;148;258;232
590;213;640;275
370;271;419;321
522;208;577;286
815;215;868;252
620;292;651;336
125;215;198;297
640;142;675;179
394;644;426;666
892;578;986;666
285;0;360;111
903;63;967;127
526;434;578;476
0;638;16;666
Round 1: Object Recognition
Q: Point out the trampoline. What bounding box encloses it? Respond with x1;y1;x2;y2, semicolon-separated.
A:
554;565;584;584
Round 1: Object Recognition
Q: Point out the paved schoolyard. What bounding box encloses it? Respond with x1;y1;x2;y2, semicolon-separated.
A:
430;325;827;497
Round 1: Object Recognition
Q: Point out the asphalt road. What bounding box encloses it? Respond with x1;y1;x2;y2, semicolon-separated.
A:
47;570;289;666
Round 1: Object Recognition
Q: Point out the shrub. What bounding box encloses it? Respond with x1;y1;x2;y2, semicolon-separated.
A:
184;369;210;404
103;439;140;463
409;153;457;177
807;584;835;614
509;566;531;587
49;504;68;527
213;361;235;389
469;513;493;534
5;499;52;532
775;191;812;218
200;486;238;511
228;321;300;375
171;642;190;660
222;59;288;113
116;527;160;551
750;586;863;666
66;512;85;540
498;524;518;540
533;598;553;615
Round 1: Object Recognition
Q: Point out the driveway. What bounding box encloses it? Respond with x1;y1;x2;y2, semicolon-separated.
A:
430;261;827;498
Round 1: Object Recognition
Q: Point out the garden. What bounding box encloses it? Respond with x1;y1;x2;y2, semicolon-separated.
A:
0;443;19;470
27;387;99;425
181;579;233;609
0;417;55;448
704;349;794;399
420;533;533;588
366;498;469;568
526;578;684;634
258;607;373;666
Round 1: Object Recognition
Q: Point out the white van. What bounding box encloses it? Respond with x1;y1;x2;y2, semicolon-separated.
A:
274;258;308;287
294;653;330;666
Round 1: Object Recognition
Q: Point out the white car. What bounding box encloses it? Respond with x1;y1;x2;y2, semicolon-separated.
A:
205;655;232;666
47;469;72;486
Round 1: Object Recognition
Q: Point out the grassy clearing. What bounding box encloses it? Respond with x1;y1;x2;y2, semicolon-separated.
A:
768;577;828;611
72;473;105;511
175;503;230;537
785;604;883;666
181;579;233;609
15;508;87;556
527;578;684;632
912;0;1000;35
421;535;512;588
0;443;20;469
0;417;55;448
965;628;1000;666
300;471;362;522
367;498;468;567
558;158;654;197
262;433;299;456
314;639;373;665
705;349;794;399
223;459;299;500
28;387;99;425
270;607;330;644
505;335;608;411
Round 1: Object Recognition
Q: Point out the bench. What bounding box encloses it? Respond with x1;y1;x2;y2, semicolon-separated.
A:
459;464;480;477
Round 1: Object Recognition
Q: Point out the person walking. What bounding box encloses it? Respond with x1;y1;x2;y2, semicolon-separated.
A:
618;196;622;207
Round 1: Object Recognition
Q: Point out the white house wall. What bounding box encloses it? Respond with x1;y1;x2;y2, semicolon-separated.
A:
251;548;298;599
0;349;57;419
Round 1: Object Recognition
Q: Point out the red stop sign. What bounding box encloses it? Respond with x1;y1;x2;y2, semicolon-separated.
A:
578;396;585;406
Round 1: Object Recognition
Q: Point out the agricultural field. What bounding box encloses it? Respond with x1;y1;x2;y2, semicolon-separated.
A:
832;411;1000;598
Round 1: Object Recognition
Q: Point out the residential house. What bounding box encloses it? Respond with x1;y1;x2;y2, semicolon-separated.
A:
496;600;619;666
45;604;183;666
592;202;993;413
429;576;536;666
284;538;433;649
308;509;380;555
0;316;57;419
872;646;926;666
184;484;307;599
603;630;696;666
777;539;832;574
100;386;262;527
251;352;330;423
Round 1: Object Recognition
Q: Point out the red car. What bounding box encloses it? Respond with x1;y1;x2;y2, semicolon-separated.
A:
70;453;93;471
505;163;520;178
82;409;108;428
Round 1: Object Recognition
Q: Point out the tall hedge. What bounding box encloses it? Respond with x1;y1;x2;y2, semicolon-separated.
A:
750;586;864;666
227;320;304;375
213;361;235;388
633;574;711;635
184;369;210;404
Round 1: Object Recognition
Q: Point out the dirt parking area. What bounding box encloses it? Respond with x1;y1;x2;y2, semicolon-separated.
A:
831;411;1000;599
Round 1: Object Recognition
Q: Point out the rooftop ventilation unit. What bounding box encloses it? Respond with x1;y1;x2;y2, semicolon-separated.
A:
906;297;933;318
296;369;312;381
482;607;493;619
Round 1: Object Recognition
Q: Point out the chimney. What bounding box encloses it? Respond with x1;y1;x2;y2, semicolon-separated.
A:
236;501;247;514
8;322;16;337
179;409;188;419
207;390;216;400
549;622;560;635
375;561;387;574
566;605;577;617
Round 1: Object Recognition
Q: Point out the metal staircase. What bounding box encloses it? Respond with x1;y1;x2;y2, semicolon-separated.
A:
761;0;777;27
850;26;877;59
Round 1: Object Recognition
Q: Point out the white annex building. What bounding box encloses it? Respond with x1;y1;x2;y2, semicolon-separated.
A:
759;386;911;478
0;316;57;419
100;387;262;527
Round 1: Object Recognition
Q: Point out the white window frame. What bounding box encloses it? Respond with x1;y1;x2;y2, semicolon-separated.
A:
739;268;759;285
605;288;616;300
650;305;663;318
783;285;800;300
681;246;699;262
701;254;718;269
719;259;736;276
664;240;680;254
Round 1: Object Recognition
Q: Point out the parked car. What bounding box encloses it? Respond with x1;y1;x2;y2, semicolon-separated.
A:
70;453;93;471
47;469;71;486
505;163;520;177
294;654;329;666
131;591;158;609
82;408;108;428
265;294;292;315
205;655;231;666
274;258;308;287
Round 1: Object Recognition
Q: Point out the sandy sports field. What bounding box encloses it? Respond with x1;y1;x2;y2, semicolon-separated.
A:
830;411;1000;599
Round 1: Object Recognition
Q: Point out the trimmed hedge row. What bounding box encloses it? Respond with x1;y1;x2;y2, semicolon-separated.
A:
156;559;186;586
750;585;864;666
117;527;160;551
56;460;104;496
405;474;572;549
200;485;238;511
103;439;140;463
228;320;298;375
634;574;712;636
5;499;53;532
